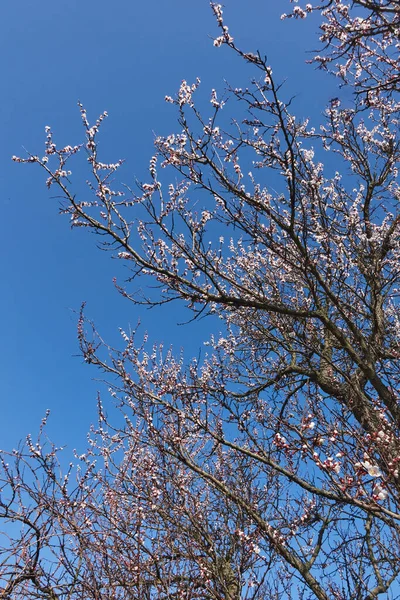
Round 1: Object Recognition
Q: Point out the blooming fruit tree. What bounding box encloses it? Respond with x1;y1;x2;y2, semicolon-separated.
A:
4;1;400;599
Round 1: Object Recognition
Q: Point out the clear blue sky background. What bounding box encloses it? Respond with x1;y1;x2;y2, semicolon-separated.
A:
1;1;339;453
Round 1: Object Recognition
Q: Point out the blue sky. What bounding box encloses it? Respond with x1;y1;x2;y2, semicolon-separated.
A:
1;0;339;453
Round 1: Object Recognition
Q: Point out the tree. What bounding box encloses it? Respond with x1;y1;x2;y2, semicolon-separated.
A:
4;1;400;598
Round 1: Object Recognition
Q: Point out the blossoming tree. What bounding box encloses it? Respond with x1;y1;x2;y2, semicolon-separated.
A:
3;1;400;598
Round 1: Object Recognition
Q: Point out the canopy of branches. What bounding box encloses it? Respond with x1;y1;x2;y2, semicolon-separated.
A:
4;1;400;599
